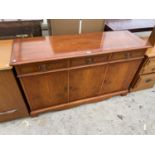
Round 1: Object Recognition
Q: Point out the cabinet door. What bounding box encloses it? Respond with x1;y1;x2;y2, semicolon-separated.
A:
20;71;68;111
69;65;107;102
101;60;142;94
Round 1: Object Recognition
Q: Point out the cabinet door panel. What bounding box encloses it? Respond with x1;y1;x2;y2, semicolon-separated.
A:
20;71;68;111
101;60;142;94
69;65;107;102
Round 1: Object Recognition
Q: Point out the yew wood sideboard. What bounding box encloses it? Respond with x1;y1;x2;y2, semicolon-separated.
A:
10;31;150;116
0;40;28;122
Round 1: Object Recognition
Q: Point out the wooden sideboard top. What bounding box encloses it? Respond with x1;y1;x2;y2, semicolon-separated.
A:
10;31;150;65
0;40;13;70
105;19;155;32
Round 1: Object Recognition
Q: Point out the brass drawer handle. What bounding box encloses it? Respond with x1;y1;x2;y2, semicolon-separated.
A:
125;52;130;59
38;64;47;72
86;57;93;64
145;79;152;83
16;34;29;38
0;109;17;115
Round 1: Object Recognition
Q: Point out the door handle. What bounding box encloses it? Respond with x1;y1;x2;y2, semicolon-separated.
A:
145;79;152;83
0;109;17;115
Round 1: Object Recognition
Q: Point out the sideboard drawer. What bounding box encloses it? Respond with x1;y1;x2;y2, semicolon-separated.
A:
70;54;109;67
132;73;155;91
111;51;130;61
130;49;146;58
141;58;155;74
111;49;145;61
16;60;68;75
0;107;26;122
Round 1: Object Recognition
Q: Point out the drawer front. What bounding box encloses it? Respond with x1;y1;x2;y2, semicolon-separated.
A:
70;54;109;67
111;49;145;61
132;73;155;91
141;58;155;74
16;60;68;75
0;108;27;122
130;49;146;58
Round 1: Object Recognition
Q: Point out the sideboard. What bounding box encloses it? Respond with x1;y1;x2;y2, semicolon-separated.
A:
10;31;150;116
